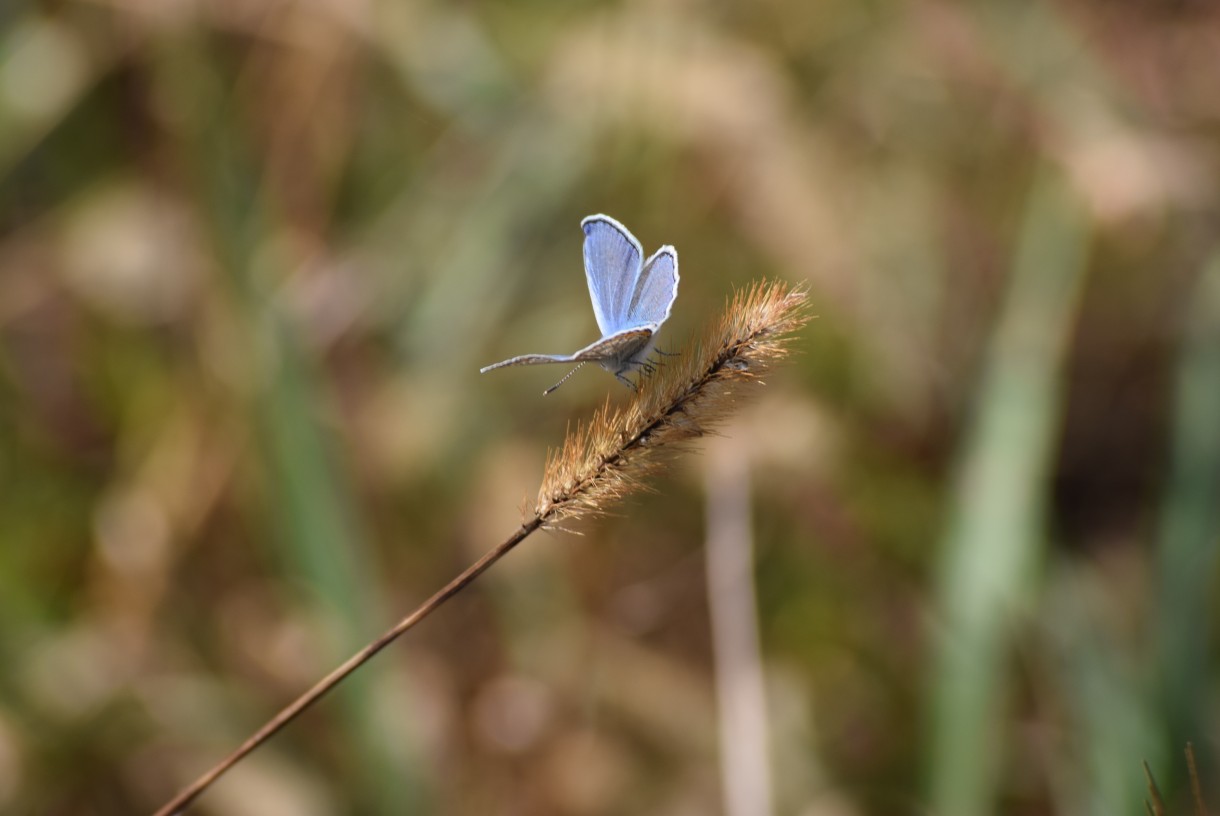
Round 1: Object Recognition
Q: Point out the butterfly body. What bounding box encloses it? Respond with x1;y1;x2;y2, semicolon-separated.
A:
480;215;679;394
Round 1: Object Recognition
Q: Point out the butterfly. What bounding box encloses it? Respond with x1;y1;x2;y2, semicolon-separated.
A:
481;214;680;395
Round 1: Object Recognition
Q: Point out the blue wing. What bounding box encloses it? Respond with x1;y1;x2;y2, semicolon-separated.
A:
627;246;679;329
582;215;643;336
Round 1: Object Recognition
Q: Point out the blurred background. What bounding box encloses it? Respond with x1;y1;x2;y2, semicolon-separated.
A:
1;0;1218;813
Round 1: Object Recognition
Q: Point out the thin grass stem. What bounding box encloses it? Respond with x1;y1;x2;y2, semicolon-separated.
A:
153;279;809;815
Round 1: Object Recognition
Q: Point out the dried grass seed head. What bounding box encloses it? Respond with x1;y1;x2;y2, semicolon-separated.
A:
535;280;809;526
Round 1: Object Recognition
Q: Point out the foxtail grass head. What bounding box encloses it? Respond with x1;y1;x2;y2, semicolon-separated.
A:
534;280;809;526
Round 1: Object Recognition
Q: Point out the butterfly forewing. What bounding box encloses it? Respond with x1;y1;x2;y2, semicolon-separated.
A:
480;353;577;372
582;215;644;336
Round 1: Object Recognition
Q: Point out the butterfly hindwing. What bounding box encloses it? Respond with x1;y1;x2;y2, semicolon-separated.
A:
627;246;679;328
571;327;654;370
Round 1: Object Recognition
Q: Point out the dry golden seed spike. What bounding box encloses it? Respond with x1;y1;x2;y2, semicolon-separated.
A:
533;280;809;528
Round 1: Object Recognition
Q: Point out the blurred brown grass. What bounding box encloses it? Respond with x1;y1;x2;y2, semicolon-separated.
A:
1;1;1219;814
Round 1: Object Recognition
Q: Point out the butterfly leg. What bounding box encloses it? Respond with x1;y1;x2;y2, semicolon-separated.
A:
614;369;638;390
638;353;672;380
642;349;672;375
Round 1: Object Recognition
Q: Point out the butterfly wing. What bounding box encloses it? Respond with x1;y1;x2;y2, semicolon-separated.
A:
570;327;654;368
481;329;654;375
582;215;644;336
626;246;679;329
480;352;579;372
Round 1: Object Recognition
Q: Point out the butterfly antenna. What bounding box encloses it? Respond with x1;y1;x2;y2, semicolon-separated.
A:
544;363;585;396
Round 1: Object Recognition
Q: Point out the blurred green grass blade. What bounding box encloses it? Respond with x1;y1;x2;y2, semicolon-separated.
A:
1073;639;1151;816
252;308;426;813
1154;252;1220;787
927;172;1090;816
158;35;426;812
1042;570;1159;816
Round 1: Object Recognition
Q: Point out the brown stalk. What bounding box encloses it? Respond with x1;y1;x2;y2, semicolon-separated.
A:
1146;760;1168;816
153;279;809;815
1187;743;1210;816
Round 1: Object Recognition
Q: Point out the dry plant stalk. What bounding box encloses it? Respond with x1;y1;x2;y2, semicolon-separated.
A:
154;279;808;816
1146;760;1168;816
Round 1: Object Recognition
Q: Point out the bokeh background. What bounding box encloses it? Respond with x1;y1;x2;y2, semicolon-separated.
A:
2;0;1218;814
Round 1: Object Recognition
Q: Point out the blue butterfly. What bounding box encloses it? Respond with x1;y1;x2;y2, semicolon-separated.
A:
481;215;680;395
